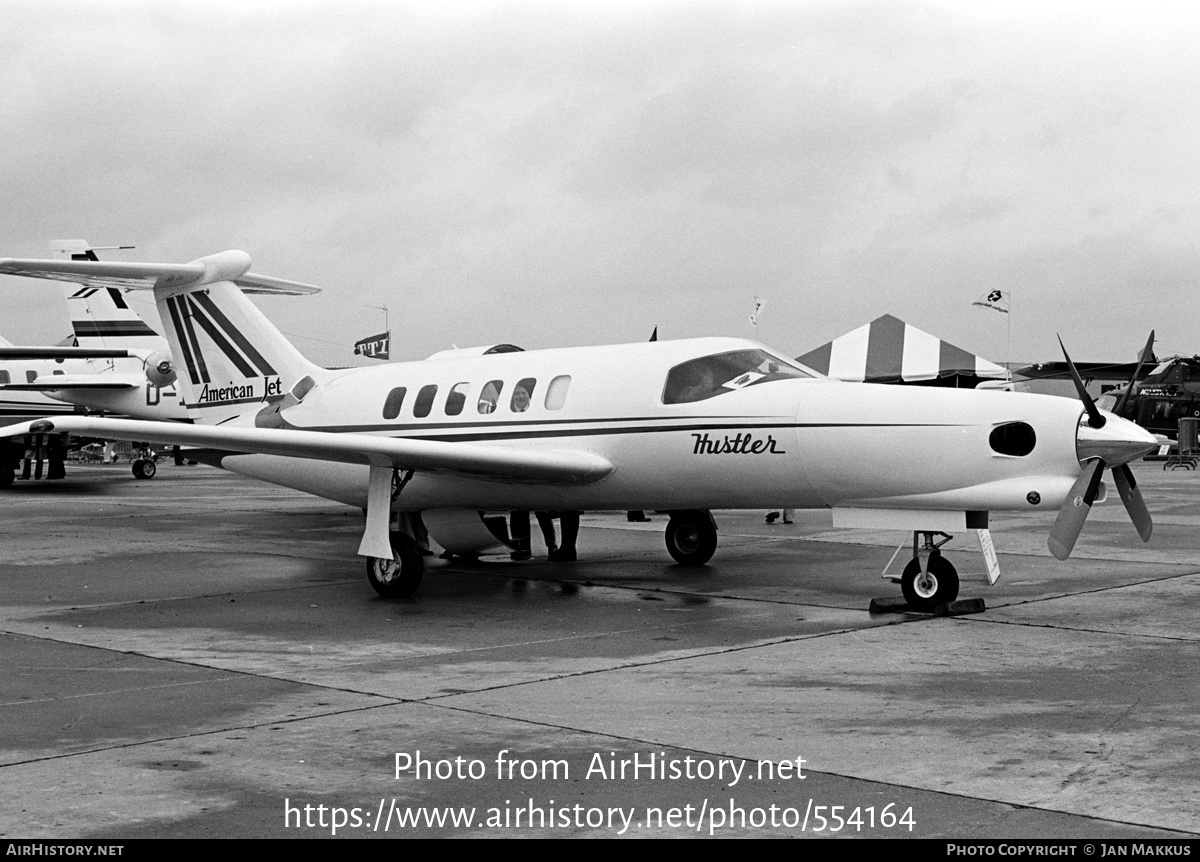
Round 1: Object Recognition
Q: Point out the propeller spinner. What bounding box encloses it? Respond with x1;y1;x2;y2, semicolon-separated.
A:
1048;336;1158;560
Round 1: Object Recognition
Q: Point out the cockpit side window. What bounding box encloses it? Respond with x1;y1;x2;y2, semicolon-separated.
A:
663;350;812;404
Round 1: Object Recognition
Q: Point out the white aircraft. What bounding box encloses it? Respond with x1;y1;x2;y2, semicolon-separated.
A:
0;242;192;479
0;250;1159;609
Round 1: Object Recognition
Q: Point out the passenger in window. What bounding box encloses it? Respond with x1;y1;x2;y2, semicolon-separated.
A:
512;384;531;413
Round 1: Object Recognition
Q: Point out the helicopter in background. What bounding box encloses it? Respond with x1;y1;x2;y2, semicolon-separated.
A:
1018;331;1200;440
1096;351;1200;439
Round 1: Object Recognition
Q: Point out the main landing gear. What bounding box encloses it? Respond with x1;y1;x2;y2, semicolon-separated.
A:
366;530;424;598
131;443;158;480
898;532;960;612
664;509;718;566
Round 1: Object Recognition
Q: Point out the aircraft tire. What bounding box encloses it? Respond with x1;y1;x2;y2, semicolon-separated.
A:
132;460;145;479
366;531;425;598
665;515;718;566
140;460;157;479
900;551;959;612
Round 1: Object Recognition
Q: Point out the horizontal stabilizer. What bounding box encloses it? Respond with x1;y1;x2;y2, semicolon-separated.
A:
0;346;133;360
0;416;615;485
2;376;139;391
0;251;320;295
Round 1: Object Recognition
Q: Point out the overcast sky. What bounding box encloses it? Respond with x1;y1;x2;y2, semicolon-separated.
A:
2;0;1197;368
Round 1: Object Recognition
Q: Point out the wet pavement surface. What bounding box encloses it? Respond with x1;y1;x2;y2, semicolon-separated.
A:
2;460;1198;838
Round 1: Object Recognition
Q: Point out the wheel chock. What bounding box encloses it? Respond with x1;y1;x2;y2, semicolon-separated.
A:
869;597;986;615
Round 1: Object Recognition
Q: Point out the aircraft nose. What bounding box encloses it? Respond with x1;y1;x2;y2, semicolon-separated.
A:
1076;411;1159;467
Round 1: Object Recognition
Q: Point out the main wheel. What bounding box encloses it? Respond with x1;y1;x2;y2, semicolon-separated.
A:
140;459;157;479
366;531;425;598
665;515;718;566
900;550;959;611
132;460;145;479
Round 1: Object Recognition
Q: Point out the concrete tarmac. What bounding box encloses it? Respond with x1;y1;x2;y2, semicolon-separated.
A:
1;459;1198;839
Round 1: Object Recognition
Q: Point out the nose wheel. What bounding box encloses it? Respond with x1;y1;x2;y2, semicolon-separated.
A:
899;537;960;612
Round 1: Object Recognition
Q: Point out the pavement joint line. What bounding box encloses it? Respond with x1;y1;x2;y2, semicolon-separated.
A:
956;615;1200;643
0;700;404;771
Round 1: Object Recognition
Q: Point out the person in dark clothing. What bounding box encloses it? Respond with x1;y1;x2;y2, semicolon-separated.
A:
547;511;581;562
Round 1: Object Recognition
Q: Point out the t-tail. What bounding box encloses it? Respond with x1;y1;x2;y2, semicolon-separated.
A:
51;241;168;354
0;247;325;425
156;263;325;425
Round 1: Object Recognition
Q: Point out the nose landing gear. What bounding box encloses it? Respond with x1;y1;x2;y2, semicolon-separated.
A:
897;532;960;612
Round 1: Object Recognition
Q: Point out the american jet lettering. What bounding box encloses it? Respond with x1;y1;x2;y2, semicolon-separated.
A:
195;375;282;406
0;249;1159;610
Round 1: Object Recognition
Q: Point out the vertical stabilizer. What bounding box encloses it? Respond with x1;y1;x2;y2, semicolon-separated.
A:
157;280;323;425
52;240;165;352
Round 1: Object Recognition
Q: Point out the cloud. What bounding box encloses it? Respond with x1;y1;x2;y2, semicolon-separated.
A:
0;1;1197;365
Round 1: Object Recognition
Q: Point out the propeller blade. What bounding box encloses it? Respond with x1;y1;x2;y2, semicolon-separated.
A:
1114;330;1155;417
1057;336;1105;429
1048;458;1105;560
1112;463;1153;542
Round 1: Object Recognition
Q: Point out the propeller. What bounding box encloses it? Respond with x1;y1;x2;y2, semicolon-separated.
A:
1048;336;1157;560
1113;330;1155;417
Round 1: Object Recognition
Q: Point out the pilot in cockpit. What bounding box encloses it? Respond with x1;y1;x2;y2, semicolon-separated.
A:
675;365;714;403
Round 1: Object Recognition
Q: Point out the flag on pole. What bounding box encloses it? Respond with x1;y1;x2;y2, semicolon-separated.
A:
749;296;767;327
354;331;391;360
972;290;1009;314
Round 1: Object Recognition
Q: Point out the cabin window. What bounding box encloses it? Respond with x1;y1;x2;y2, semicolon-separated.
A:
545;375;571;410
414;384;438;418
478;380;504;414
989;422;1037;457
662;350;812;404
382;387;407;420
53;369;64;376
510;378;537;413
26;370;37;383
446;382;470;416
0;371;8;384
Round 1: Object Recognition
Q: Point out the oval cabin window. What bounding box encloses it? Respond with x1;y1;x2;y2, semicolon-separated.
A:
544;375;571;410
382;387;407;420
446;383;470;416
414;385;438;418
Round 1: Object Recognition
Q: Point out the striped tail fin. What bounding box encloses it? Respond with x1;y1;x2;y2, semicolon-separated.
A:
52;240;166;352
158;280;324;425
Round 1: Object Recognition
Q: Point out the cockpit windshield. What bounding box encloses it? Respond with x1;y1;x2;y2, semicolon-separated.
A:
662;349;814;404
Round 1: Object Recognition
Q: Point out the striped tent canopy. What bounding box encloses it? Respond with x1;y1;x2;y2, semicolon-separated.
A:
797;314;1007;385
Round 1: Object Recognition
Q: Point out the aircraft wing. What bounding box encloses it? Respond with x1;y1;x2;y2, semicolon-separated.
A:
0;416;614;485
0;253;320;295
0;347;133;359
2;375;139;390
